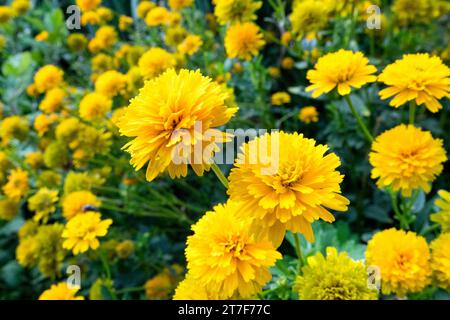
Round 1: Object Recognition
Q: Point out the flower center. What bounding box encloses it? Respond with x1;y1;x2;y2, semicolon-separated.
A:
222;236;246;258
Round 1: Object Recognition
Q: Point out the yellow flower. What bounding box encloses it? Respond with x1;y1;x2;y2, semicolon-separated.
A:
55;117;81;148
91;25;118;51
16;236;38;267
296;247;378;300
430;233;450;291
35;31;49;42
299;106;319;123
169;0;193;10
281;57;294;69
378;53;450;113
144;267;183;300
3;168;29;200
94;70;127;97
12;0;31;15
290;0;330;37
118;69;237;182
96;6;113;23
137;1;155;19
0;198;19;221
369;124;447;197
214;0;262;25
43;142;69;168
119;15;133;31
79;92;112;120
25;151;44;169
177;35;203;56
224;22;265;61
306;50;377;97
39;87;66;113
0;35;6;51
37;170;61;190
185;201;282;299
138;48;176;80
268;66;281;77
0;6;13;24
392;0;440;25
173;275;216;300
81;10;100;26
145;6;170;26
28;188;59;223
228;131;349;246
63;171;104;194
76;0;101;12
0;115;29;144
34;65;64;93
271;91;291;106
431;190;450;232
62;211;112;255
62;190;101;220
39;282;84;300
366;228;431;297
67;33;88;52
115;240;134;259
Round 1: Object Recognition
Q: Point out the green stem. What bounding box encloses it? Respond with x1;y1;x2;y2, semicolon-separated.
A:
344;95;374;142
116;286;145;295
293;233;303;269
99;250;118;300
421;224;440;236
211;162;229;189
409;100;416;125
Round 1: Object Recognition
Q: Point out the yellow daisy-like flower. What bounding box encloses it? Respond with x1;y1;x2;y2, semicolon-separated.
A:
145;6;170;26
224;22;265;61
67;33;88;52
138;48;176;80
0;6;13;24
39;282;84;300
214;0;262;25
169;0;193;10
3;168;29;200
94;70;127;97
271;91;291;106
144;267;183;300
81;11;100;26
366;228;431;297
430;233;450;291
28;188;59;223
185;201;282;299
92;25;117;51
35;31;49;42
0;198;20;221
369;124;447;197
62;190;101;220
431;190;450;232
378;54;450;113
39;87;66;113
228;132;349;247
62;211;112;255
119;15;133;31
306;50;377;98
34;65;64;93
392;0;440;25
295;247;378;300
173;275;217;300
25;151;44;169
290;0;330;37
137;1;155;19
11;0;31;15
299;106;319;124
118;68;237;182
0;115;29;144
177;35;203;56
79;92;112;120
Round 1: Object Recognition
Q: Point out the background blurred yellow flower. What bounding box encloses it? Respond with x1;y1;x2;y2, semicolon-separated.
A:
225;22;265;61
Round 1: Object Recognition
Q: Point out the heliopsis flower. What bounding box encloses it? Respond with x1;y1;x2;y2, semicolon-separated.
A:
369;125;447;197
224;22;265;61
0;198;19;221
62;190;101;220
281;57;295;69
392;0;440;25
378;54;450;113
431;190;450;232
430;233;450;291
94;70;127;97
366;228;431;297
79;92;112;120
92;25;117;51
96;6;113;23
138;48;176;80
25;151;44;169
63;171;104;194
91;53;118;73
214;0;262;25
185;201;282;299
306;50;377;97
0;115;29;144
62;211;112;255
177;35;203;56
119;15;133;31
76;0;101;12
16;236;38;267
137;0;155;19
35;31;49;42
173;275;216;300
43;142;69;168
118;69;237;182
290;0;330;37
268;66;281;77
169;0;193;10
28;188;59;223
37;170;61;190
144;266;183;300
11;0;31;15
228;131;349;246
295;247;378;300
145;6;170;26
81;10;100;26
3;168;29;200
299;106;319;123
39;87;66;113
34;65;64;93
67;33;88;52
115;240;134;259
0;6;13;24
39;282;84;300
271;92;291;106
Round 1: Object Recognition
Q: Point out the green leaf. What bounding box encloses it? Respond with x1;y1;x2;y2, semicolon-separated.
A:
1;52;33;77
